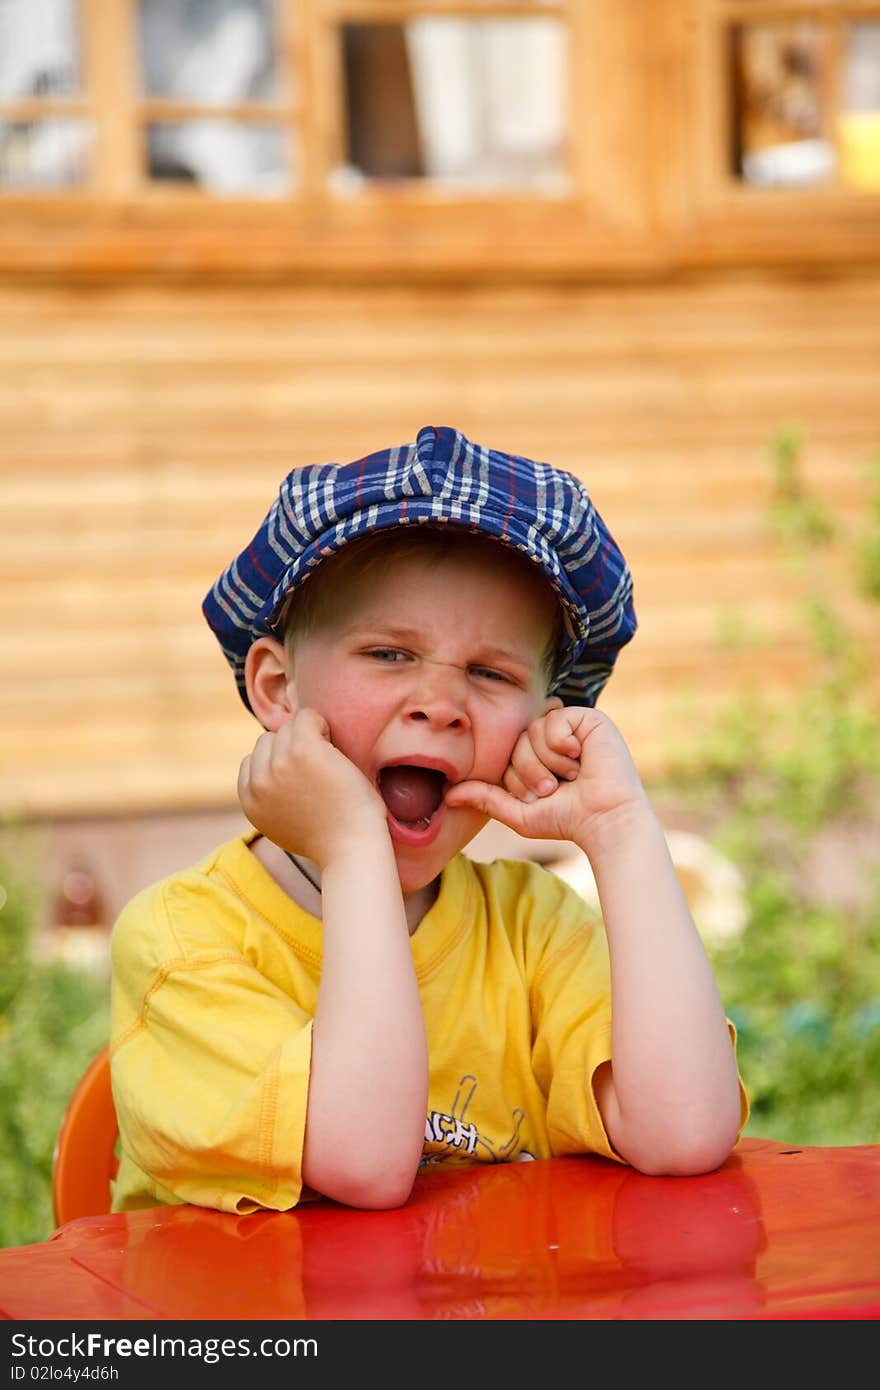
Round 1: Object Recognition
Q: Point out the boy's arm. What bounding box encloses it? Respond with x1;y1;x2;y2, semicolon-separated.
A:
445;708;743;1177
303;832;429;1207
239;711;429;1208
577;794;743;1175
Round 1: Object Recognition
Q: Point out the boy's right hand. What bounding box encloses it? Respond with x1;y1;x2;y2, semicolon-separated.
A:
237;709;388;867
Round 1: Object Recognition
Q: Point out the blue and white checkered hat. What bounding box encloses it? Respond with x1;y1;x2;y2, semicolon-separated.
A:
203;424;636;711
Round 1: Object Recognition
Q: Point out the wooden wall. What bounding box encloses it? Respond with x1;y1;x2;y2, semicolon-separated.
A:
2;269;879;821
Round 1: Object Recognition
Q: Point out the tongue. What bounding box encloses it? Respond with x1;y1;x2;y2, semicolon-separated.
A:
379;767;446;823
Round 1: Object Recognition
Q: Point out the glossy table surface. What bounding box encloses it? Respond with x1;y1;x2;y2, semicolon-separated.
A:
1;1139;879;1321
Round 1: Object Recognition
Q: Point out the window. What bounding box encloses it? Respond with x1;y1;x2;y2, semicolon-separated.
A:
0;0;297;196
138;0;292;194
841;19;880;189
0;0;89;188
727;5;880;192
337;15;569;194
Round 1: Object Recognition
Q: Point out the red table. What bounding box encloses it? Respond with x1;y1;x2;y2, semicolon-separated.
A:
1;1139;879;1321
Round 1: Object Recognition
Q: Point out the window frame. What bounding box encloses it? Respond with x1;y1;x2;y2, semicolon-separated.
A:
0;0;877;276
683;0;880;265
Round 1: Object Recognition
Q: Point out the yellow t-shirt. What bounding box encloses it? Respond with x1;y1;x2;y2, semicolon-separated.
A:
109;831;746;1214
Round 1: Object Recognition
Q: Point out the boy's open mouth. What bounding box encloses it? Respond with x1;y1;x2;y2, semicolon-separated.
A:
378;766;449;829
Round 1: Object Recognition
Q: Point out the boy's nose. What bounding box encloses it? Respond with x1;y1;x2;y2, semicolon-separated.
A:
404;663;471;731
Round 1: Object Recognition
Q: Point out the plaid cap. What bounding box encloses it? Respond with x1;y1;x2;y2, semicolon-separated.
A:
203;424;636;712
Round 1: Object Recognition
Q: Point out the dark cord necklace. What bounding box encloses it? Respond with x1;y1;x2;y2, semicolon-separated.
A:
285;851;322;895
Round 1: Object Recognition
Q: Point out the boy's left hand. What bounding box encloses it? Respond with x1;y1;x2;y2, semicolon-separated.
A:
445;706;647;845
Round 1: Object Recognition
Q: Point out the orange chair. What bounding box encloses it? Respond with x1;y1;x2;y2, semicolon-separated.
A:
51;1044;118;1227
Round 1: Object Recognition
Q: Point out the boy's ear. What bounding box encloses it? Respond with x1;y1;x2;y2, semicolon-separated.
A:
244;637;297;731
543;695;564;715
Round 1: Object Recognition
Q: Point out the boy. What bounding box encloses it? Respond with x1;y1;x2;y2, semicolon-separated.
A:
109;424;747;1214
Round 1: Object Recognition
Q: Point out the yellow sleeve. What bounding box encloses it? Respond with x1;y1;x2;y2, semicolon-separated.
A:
109;877;314;1214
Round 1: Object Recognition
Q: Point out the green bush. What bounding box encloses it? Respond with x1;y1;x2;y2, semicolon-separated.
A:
708;814;880;1145
656;429;880;1146
0;840;110;1249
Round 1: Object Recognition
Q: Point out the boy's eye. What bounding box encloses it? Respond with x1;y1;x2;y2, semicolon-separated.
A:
367;647;408;663
470;666;512;684
363;650;518;684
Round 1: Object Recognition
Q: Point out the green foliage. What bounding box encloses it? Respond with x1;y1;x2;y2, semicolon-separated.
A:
713;837;880;1145
768;423;835;549
657;427;880;1146
0;839;110;1249
856;455;880;601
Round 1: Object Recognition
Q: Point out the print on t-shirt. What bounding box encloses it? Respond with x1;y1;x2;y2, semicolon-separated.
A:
421;1072;536;1167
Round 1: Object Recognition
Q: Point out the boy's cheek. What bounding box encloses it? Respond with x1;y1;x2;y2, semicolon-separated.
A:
478;740;524;788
